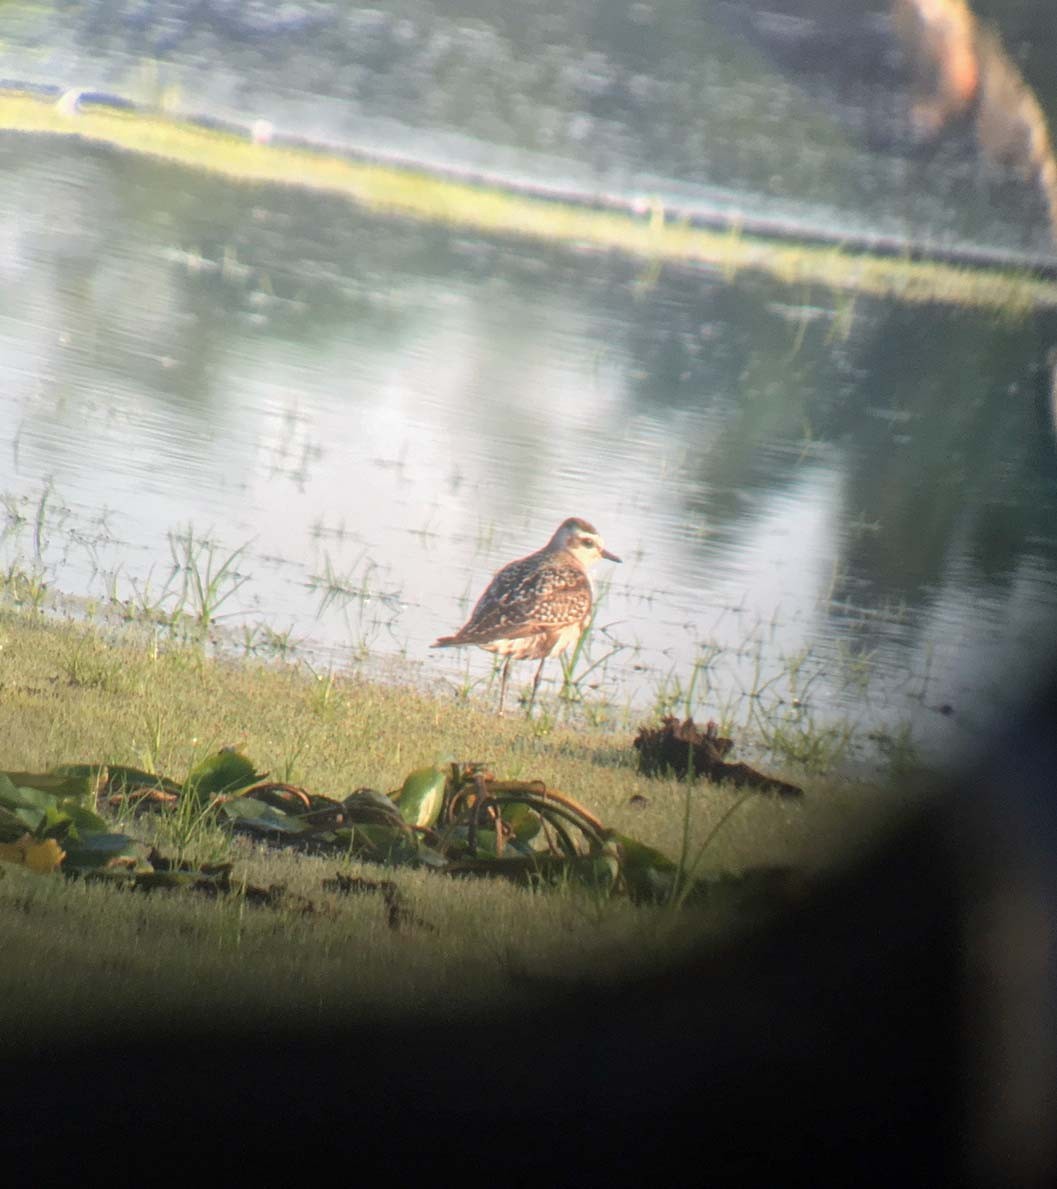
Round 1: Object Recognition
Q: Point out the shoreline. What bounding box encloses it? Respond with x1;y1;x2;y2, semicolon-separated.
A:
2;84;1056;311
0;597;914;1035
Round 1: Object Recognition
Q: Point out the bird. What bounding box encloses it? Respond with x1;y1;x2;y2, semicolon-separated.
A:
432;517;622;714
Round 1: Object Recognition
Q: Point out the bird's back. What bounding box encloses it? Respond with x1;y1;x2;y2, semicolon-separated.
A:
435;545;592;648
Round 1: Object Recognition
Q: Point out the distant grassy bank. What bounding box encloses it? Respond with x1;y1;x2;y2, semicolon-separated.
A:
0;606;906;1044
2;87;1056;312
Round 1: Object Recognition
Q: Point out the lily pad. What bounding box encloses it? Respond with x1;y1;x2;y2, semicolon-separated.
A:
219;797;308;834
342;788;406;826
610;832;677;903
184;749;264;803
54;800;110;838
0;776;60;816
54;763;182;798
332;823;419;865
3;770;101;801
394;765;447;828
499;801;542;843
62;832;154;874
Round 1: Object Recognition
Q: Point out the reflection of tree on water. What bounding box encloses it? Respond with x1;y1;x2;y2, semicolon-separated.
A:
832;306;1057;603
728;0;1057;250
614;258;1057;656
892;0;1057;247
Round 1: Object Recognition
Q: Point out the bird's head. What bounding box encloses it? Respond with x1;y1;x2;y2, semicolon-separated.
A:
550;518;622;567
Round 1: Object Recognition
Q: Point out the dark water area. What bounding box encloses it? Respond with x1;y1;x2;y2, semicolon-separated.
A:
1;131;1056;771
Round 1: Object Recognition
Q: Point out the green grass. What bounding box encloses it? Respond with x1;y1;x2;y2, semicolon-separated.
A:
0;478;914;773
0;604;913;1046
166;524;252;633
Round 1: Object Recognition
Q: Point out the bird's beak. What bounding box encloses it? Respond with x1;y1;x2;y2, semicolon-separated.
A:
602;548;622;563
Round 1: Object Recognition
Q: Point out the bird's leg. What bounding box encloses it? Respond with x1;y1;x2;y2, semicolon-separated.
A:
527;658;546;715
497;655;512;716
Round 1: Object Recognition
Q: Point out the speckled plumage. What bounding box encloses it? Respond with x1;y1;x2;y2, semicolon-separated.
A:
432;517;621;713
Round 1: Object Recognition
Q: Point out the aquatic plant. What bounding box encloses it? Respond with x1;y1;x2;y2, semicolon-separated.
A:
167;525;252;633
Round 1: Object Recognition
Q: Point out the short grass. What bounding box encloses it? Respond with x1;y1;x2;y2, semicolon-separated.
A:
0;607;914;1049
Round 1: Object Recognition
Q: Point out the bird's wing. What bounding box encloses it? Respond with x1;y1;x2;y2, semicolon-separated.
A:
458;559;591;643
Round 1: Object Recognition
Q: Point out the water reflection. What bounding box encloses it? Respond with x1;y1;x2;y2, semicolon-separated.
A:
1;137;1055;769
3;0;1056;258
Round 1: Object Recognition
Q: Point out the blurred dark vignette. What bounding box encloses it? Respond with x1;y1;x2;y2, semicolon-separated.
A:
3;2;1057;1182
5;659;1056;1183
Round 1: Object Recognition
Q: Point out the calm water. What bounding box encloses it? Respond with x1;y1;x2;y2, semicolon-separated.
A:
1;133;1055;771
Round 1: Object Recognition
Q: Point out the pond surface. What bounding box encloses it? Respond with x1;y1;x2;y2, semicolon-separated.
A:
1;132;1056;772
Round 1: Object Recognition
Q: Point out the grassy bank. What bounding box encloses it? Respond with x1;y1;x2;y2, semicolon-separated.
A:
2;88;1056;312
0;606;909;1046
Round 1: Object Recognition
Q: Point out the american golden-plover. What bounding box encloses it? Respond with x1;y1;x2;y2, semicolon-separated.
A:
432;517;621;714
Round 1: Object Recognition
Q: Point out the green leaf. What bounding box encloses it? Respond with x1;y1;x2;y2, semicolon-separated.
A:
393;766;447;828
62;833;153;874
413;845;449;868
342;789;406;826
52;763;184;797
611;832;676;872
55;800;109;838
0;778;59;815
0;804;32;842
610;832;677;903
12;805;46;833
104;766;184;796
0;777;112;842
332;824;418;864
184;750;263;803
4;770;99;801
0;780;60;838
499;801;542;843
50;763;108;784
219;797;308;835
